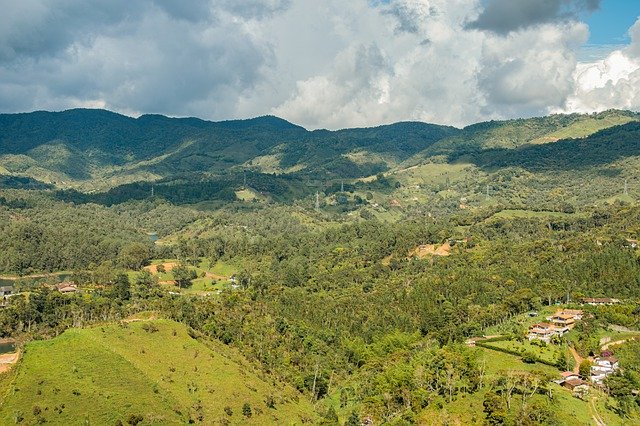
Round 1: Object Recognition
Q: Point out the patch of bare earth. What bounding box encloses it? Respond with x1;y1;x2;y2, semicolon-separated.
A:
0;351;20;374
144;262;178;275
409;242;452;259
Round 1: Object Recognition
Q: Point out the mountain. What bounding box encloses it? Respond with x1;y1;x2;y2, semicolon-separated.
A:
0;108;639;208
0;109;457;188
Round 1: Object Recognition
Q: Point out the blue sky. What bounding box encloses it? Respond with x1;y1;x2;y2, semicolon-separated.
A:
586;0;640;45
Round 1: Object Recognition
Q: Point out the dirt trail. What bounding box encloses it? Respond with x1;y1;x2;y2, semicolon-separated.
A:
568;346;583;374
590;397;607;426
601;337;636;352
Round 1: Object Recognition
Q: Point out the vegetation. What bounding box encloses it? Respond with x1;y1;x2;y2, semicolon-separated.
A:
1;108;640;423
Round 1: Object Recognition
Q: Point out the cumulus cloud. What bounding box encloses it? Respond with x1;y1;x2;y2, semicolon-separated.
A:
478;22;588;115
0;0;278;117
466;0;600;35
557;18;640;114
0;0;637;129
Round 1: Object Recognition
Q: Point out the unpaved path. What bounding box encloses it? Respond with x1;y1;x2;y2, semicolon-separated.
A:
590;397;607;426
568;346;583;374
601;337;636;352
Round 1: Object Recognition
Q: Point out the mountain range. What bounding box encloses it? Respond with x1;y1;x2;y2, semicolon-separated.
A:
1;108;639;209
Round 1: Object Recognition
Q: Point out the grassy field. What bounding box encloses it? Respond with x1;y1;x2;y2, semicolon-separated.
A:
484;339;562;365
418;348;624;425
0;320;314;425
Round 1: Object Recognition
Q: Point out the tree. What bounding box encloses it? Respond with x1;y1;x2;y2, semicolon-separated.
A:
345;410;360;426
579;360;592;378
483;391;507;425
172;264;195;289
118;243;151;270
242;403;252;418
112;273;131;300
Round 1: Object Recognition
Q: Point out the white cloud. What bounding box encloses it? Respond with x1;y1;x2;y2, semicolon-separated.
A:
0;0;637;129
559;18;640;114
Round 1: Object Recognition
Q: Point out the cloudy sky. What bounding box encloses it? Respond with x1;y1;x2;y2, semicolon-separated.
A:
0;0;639;129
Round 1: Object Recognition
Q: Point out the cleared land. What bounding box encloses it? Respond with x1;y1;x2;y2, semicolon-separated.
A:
0;320;314;425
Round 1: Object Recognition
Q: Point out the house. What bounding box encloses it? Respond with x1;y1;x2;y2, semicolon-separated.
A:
558;309;583;320
546;309;582;329
0;286;14;297
528;322;566;342
581;298;620;306
562;377;589;391
56;282;78;293
561;371;581;381
591;356;620;384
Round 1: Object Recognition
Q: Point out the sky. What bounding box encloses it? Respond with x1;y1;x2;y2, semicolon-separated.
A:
0;0;639;130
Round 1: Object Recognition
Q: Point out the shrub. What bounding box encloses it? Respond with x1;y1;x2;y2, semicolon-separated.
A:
242;403;252;418
126;414;143;425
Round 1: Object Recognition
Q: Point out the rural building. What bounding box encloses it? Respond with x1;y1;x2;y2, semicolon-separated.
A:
56;282;78;293
527;322;569;342
581;298;620;306
591;356;619;384
546;309;582;328
562;377;589;391
0;286;14;297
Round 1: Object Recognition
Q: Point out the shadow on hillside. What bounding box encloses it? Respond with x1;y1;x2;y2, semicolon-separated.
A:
458;122;640;172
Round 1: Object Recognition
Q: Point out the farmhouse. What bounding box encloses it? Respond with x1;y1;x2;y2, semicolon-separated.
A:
546;309;582;328
562;377;589;392
0;286;14;297
56;282;78;293
527;322;568;342
591;356;619;384
581;298;620;306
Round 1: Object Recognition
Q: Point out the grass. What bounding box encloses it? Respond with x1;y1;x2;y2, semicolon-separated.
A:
483;306;557;336
485;339;562;365
0;320;314;425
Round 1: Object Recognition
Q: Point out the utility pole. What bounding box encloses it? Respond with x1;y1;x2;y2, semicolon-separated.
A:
243;171;247;189
486;185;490;199
151;185;154;197
315;192;320;211
341;181;344;192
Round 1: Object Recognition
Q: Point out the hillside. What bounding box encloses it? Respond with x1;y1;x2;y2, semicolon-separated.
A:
1;109;637;196
0;319;314;425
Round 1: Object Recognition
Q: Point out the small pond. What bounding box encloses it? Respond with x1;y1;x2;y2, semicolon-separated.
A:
0;341;16;354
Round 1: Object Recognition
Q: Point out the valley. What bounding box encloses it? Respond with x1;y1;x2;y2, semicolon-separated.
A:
1;109;640;424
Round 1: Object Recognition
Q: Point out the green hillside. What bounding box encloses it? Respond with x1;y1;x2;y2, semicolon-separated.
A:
0;319;314;425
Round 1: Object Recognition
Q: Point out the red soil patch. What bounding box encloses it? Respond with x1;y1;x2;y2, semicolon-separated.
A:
145;262;178;275
205;272;227;280
0;350;20;374
408;242;451;259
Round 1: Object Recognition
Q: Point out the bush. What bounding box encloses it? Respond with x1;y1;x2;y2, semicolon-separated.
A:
126;414;143;425
242;403;252;418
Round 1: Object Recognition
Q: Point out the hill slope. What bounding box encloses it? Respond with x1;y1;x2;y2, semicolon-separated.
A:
0;319;314;425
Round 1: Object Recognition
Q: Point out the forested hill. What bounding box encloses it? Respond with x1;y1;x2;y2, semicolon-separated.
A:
0;109;457;186
0;108;639;206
